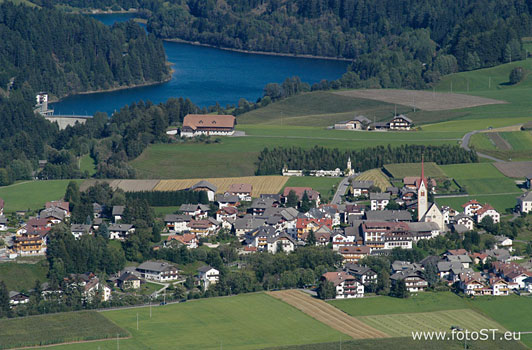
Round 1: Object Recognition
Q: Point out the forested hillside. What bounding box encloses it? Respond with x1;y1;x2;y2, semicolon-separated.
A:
0;2;168;98
42;0;532;89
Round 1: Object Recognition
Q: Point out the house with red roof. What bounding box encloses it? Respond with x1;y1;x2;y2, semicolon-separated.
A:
282;187;321;206
462;200;483;216
475;204;500;224
321;271;364;298
296;218;332;240
180;114;236;137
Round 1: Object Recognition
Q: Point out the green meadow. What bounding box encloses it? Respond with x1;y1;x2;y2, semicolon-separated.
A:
0;180;82;213
440;163;520;194
38;293;344;350
0;260;49;291
283;177;343;202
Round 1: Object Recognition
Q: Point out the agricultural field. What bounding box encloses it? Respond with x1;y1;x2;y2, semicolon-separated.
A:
0;311;128;349
267;290;387;339
333;89;505;111
264;337;526;350
329;292;467;316
383;162;446;179
439;163;519;195
283;177;342;202
0;180;82;213
0;260;49;291
130;127;462;179
237;91;410;127
154;176;288;196
355;169;392;191
358;309;502;337
39;293;345;350
469;131;532;161
494;161;532;178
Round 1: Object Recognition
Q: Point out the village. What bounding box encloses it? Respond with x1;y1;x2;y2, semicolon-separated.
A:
2;159;532;309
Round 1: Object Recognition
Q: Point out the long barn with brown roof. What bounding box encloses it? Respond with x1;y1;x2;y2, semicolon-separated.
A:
181;114;236;137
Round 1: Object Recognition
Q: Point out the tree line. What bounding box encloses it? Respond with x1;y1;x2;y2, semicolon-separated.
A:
255;145;478;175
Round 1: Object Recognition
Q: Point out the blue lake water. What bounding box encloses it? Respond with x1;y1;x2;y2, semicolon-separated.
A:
51;13;349;115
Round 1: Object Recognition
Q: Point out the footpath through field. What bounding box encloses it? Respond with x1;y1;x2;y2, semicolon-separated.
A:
267;290;388;339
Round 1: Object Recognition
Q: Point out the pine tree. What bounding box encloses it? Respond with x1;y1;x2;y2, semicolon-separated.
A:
286;190;299;208
306;229;317;246
0;281;10;318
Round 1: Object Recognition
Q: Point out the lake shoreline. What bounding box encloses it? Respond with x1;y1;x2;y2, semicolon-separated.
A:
49;74;172;104
164;38;354;63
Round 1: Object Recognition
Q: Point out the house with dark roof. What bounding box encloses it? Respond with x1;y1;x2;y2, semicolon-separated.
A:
117;272;141;290
351;180;373;197
197;265;219;289
343;263;377;285
226;183;253;201
189;181;218;201
390;270;428;292
389;115;413;130
108;224;135;240
164;214;192;233
112;205;124;223
370;193;390;211
216;193;240;208
179;204;209;219
71;224;92;239
137;261;179;282
518;191;532;213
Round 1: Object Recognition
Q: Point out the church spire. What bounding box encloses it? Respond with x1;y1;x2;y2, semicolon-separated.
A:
421;154;425;181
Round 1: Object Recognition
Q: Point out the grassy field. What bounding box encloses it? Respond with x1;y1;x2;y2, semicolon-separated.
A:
440;163;519;195
329;292;467;316
355;169;392;191
237;91;410;127
0;180;82;213
0;260;48;291
359;309;502;337
79;154;97;176
283;177;342;202
40;293;344;350
468;296;532;347
469;131;532;161
130;127;462;179
383;162;446;179
0;311;128;349
264;337;526;350
152;206;180;217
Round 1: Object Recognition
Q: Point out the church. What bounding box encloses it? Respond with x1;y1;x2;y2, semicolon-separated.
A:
417;159;446;232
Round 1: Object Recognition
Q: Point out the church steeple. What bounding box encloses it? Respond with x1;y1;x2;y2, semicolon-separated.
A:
417;155;428;221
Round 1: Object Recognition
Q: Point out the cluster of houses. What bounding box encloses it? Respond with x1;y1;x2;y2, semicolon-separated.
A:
333;114;414;131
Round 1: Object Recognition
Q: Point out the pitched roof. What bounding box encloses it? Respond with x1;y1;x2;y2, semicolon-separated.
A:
190;180;218;192
108;224;134;232
197;265;217;273
112;206;124;216
365;210;412;221
370;193;390;200
476;204;497;215
351;180;373;189
164;214;192;222
182;114;235;131
518;191;532;202
137;261;177;273
322;271;356;286
227;183;252;194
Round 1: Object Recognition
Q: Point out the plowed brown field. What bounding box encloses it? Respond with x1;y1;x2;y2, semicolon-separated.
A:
267;290;389;339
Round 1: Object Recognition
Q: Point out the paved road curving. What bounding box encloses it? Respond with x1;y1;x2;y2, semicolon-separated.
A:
331;176;353;205
460;130;504;162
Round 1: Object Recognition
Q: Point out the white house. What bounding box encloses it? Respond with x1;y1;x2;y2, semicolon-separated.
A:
518;192;532;214
197;266;219;289
0;216;7;231
475;204;500;224
164;214;192;233
226;183;252;201
321;271;364;299
462;200;483;216
370;193;390;211
454;214;475;231
136;261;179;282
189;181;217;202
71;224;92;239
180;114;236;138
108;224;135;240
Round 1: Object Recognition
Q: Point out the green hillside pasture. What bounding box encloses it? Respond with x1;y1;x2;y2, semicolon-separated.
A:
0;180;83;212
263;337;526;350
468;296;532;347
41;293;344;350
470;133;497;150
130;127;462;179
383;162;446;179
358;309;503;338
0;260;48;292
440;163;519;194
237;91;410;126
436;194;519;212
328;292;467;317
283;177;342;202
500;131;532;150
79;154;97;176
421;59;532;132
0;311;128;349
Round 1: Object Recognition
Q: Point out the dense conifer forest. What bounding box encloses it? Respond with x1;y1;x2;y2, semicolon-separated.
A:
43;0;532;89
0;2;169;99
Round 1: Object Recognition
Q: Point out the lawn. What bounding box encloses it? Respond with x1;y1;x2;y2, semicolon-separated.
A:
138;281;162;296
383;162;446;179
40;293;345;350
152;206;180;217
283;177;342;202
79;154;97;176
328;292;467;316
440;163;519;195
0;180;83;213
130;127;462;179
0;260;48;292
469;132;532;161
467;295;532;347
0;311;128;349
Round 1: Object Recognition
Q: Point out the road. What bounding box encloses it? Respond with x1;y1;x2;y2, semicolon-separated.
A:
331;176;352;205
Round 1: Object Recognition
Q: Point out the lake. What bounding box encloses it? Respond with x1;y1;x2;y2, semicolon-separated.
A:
51;13;349;115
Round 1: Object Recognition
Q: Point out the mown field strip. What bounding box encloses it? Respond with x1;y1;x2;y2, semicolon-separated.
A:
267;290;388;339
358;309;504;337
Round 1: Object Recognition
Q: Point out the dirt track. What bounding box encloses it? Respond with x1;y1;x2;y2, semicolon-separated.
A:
334;89;505;111
267;290;388;339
